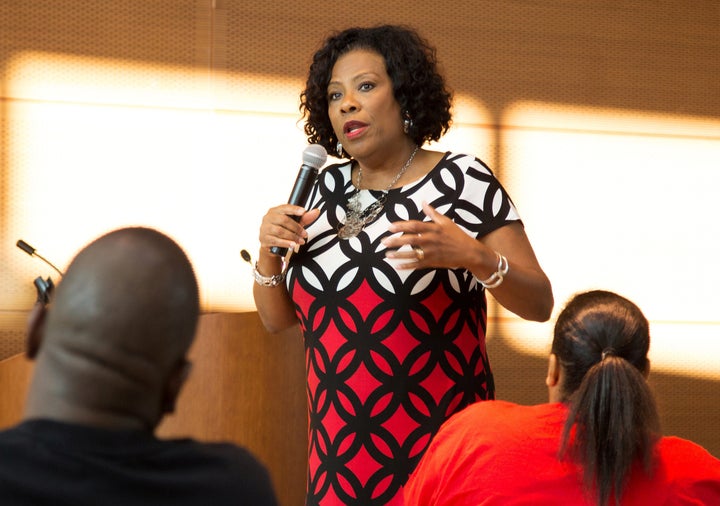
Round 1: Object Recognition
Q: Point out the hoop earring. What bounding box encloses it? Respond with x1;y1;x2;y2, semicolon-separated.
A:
336;141;344;158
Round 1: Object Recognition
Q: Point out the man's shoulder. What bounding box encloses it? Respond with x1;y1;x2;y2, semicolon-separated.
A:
160;437;269;473
162;438;278;498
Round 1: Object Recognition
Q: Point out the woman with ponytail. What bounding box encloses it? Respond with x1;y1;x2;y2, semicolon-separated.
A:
404;290;720;505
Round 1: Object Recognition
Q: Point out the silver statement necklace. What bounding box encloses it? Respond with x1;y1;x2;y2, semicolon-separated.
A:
338;145;419;240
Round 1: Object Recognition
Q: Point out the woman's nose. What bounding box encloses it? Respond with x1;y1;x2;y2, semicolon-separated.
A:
340;93;358;113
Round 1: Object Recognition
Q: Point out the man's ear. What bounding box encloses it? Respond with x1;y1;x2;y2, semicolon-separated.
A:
26;301;47;359
161;359;192;415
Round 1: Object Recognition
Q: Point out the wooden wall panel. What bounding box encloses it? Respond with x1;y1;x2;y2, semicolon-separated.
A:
0;350;33;429
158;312;307;506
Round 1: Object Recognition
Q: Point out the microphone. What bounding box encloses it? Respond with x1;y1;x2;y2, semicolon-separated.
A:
270;144;327;257
16;239;64;304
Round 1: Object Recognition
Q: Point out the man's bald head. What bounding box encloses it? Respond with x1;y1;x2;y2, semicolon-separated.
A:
27;227;200;429
47;227;199;360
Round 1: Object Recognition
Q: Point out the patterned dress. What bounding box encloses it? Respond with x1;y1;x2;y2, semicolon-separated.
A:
286;152;520;505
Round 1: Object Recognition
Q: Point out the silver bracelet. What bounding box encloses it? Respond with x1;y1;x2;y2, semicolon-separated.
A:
252;260;287;287
478;252;509;289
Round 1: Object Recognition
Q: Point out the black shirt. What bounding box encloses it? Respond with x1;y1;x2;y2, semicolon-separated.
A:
0;419;279;506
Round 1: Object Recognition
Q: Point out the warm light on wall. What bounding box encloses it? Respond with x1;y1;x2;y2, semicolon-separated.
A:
1;51;491;318
498;102;720;379
2;51;309;317
3;53;719;381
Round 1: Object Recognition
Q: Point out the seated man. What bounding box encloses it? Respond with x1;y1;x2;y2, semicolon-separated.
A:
404;290;720;505
0;227;278;505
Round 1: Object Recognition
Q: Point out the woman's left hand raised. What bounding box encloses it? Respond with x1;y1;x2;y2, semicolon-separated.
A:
382;201;496;271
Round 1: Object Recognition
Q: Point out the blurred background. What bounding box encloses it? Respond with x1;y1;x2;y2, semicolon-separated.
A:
1;0;718;501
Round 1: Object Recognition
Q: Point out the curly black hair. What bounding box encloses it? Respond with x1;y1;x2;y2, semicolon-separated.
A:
300;25;452;155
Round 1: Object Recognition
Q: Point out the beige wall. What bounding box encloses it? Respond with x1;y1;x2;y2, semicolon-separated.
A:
1;0;718;479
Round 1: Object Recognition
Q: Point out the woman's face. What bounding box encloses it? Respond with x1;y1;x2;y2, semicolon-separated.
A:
327;48;405;162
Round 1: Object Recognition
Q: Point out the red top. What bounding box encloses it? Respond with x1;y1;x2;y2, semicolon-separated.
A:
404;400;720;505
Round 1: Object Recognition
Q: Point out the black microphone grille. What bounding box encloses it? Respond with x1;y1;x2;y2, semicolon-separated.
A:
302;144;328;169
16;239;36;256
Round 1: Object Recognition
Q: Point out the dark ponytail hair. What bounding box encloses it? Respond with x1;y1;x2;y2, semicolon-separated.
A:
552;290;660;506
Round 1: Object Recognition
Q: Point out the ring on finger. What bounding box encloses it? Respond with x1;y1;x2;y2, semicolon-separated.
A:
414;246;425;260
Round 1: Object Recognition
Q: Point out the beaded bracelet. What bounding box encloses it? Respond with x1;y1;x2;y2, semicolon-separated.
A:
478;252;509;289
252;260;287;287
240;248;288;287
